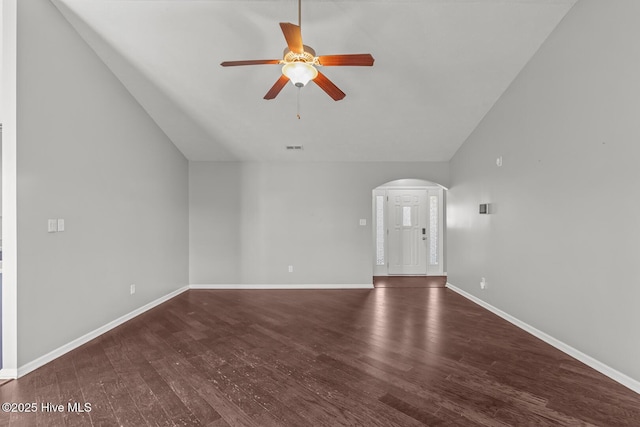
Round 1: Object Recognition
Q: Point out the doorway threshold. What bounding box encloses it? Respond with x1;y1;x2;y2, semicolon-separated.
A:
373;276;446;288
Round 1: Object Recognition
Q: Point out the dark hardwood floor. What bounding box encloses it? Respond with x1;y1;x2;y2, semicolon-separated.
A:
1;288;639;426
373;275;447;288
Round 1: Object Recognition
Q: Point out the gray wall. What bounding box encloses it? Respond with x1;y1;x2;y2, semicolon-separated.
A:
0;128;3;224
447;0;640;382
16;0;188;365
190;161;449;285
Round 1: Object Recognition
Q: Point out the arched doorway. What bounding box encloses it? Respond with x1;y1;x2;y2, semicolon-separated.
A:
372;179;446;287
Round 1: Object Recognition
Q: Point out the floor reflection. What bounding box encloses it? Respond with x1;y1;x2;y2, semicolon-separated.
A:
360;287;444;370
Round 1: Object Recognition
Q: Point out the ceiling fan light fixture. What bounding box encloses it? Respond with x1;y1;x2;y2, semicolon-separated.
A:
282;62;318;87
221;3;373;100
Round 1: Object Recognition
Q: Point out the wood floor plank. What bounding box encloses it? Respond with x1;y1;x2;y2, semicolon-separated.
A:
231;327;424;426
379;392;447;425
103;342;176;426
149;359;224;425
4;369;39;427
73;346;130;426
1;286;639;426
53;355;93;427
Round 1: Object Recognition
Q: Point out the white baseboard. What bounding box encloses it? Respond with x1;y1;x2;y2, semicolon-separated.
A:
16;286;190;379
0;368;18;380
189;284;374;290
446;282;640;395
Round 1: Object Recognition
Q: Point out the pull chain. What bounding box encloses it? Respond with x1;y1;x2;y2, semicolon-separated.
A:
297;86;301;119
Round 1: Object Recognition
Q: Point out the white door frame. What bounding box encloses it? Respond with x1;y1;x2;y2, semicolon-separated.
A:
372;186;445;276
1;0;19;378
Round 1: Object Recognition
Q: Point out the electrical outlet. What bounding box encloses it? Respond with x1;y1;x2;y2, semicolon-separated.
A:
480;277;487;290
288;265;294;273
130;284;136;295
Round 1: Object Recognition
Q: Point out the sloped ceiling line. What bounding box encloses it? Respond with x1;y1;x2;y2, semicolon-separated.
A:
52;0;576;162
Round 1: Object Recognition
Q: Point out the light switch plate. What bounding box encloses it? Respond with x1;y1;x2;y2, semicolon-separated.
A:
48;219;58;233
359;219;367;226
57;218;65;232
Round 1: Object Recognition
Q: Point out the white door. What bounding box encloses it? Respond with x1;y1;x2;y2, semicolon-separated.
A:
387;190;428;275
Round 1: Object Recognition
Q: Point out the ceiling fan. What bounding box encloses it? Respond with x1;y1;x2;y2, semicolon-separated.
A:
220;0;374;101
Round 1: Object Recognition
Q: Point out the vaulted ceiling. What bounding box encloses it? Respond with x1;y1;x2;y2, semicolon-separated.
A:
52;0;576;162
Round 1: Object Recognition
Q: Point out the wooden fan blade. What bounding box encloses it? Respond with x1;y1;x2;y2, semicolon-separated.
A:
220;59;281;67
316;54;375;67
313;71;345;101
264;75;290;100
279;22;303;54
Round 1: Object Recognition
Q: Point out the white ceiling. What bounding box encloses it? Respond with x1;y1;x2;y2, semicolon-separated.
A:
52;0;576;162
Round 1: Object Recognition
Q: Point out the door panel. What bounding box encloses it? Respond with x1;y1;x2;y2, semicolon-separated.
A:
388;190;427;274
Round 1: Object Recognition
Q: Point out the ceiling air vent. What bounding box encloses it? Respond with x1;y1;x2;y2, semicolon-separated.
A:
285;145;303;150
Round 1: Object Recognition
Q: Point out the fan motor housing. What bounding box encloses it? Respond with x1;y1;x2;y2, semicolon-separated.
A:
283;45;316;63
